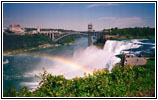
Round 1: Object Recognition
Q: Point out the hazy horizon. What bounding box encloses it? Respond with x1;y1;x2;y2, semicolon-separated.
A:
3;3;155;31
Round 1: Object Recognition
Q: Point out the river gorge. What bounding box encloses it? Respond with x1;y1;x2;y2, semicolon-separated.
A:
3;36;155;91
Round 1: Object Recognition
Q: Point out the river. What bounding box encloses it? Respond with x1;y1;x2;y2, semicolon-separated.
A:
3;36;155;91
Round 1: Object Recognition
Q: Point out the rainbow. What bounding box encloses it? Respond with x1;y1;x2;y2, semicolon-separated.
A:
43;55;92;74
24;53;92;75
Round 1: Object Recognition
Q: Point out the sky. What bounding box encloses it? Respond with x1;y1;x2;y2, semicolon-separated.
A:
3;3;155;31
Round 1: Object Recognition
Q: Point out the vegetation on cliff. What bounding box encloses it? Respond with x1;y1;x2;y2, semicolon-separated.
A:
3;34;54;52
104;27;155;39
94;27;155;48
3;34;81;53
57;34;81;44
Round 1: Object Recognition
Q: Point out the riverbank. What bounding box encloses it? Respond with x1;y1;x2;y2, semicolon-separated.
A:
3;43;61;56
3;34;80;56
3;41;76;56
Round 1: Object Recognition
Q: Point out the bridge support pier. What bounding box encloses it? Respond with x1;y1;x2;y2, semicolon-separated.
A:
88;33;93;46
48;33;50;38
51;33;55;41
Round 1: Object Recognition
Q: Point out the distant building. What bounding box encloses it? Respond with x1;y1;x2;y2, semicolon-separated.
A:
9;24;24;33
40;31;50;34
53;30;59;34
27;30;36;34
58;31;63;34
37;25;40;33
32;30;37;34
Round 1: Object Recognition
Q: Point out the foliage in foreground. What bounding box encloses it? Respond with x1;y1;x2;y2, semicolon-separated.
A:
4;60;155;97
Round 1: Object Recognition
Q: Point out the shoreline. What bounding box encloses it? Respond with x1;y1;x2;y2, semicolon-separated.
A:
3;42;75;56
3;43;61;56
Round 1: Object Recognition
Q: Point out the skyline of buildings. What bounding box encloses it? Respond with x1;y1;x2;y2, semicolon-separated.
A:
5;24;66;35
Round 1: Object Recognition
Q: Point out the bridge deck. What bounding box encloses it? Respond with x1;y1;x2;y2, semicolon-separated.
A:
55;33;98;42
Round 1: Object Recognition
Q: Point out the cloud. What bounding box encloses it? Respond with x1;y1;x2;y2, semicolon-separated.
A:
86;3;119;8
115;17;143;26
94;16;143;29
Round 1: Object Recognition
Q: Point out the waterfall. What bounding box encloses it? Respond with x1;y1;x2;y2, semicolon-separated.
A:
72;40;141;72
21;39;142;80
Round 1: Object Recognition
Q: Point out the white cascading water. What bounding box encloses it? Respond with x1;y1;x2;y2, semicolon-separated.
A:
21;39;142;90
25;40;142;79
72;40;141;74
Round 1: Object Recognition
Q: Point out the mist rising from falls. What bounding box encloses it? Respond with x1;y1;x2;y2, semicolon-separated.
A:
72;40;141;74
31;39;141;79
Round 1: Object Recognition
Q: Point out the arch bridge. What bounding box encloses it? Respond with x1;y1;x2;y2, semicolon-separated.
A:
41;31;101;46
54;32;98;42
